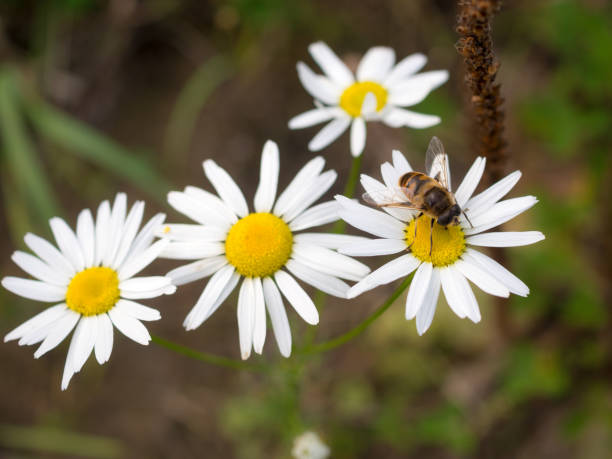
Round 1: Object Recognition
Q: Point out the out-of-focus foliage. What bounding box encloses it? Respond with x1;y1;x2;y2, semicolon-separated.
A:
0;0;611;458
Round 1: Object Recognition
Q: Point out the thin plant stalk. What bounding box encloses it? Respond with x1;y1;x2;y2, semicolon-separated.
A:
151;335;268;372
456;0;511;336
301;276;412;355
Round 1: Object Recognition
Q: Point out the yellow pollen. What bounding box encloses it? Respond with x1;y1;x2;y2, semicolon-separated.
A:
66;267;120;316
339;81;388;117
163;226;171;234
405;215;466;267
225;213;293;278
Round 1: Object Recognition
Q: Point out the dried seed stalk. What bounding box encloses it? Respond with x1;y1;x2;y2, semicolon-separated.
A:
456;0;507;182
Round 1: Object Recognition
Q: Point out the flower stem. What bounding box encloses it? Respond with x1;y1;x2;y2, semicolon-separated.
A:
306;154;363;346
301;276;412;355
331;154;362;233
151;335;268;372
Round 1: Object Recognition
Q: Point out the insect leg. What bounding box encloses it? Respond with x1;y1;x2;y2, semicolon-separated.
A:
407;212;423;251
429;218;435;256
462;210;474;228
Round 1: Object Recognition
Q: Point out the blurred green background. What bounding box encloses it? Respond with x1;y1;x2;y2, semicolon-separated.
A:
1;0;611;457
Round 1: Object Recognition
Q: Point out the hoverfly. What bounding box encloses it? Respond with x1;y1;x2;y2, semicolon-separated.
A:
363;136;473;255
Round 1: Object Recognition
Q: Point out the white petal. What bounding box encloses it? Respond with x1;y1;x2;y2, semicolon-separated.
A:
183;265;236;330
167;192;219;227
357;46;396;82
296;62;342;104
61;320;80;390
5;303;67;343
274;270;319;325
11;251;70;286
282;170;337;223
464;196;538;235
440;266;481;322
308;117;351;152
405;262;433;320
203;160;249;218
262;277;291;357
237;278;255;359
294;232;371;249
380;162;399;188
454;258;510;298
361;92;378;117
103;193;127;266
274;156;325;216
415;269;441;335
350;117;366;157
454;157;486;207
24;233;74;278
289;201;340;231
203;271;240;322
129;213;166;261
348;254;420;299
166;256;228;286
289;107;345;129
308;41;355;87
118;239;169;281
49;217;85;272
115;299;161;321
155;224;226;242
465;170;521;216
337;238;407;256
383;108;441;128
286;258;350;298
463;248;529;297
335;195;406;239
119;276;176;299
76;209;95;268
388;70;449;106
392;149;412;174
384;53;427;87
159;241;225;260
292;243;370;282
2;277;66;302
111;201;145;269
72;316;97;372
254;140;280;213
33;309;80;358
252;278;266;354
439;267;466;318
467;231;545;247
94;313;113;364
183;186;238;226
108;306;151;345
94;200;111;266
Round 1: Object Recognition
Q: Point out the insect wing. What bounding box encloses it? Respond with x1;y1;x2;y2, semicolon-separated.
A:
425;136;451;191
362;188;423;210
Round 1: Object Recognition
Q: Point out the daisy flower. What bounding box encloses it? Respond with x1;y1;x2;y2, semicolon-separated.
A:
289;41;449;157
335;148;545;335
2;193;176;390
160;140;370;359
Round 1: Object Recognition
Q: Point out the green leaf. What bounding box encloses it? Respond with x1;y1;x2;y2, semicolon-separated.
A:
0;68;60;226
0;424;124;459
23;97;171;204
163;55;233;166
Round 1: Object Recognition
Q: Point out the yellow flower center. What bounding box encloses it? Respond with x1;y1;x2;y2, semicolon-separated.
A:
66;267;120;316
225;213;293;278
405;215;466;267
339;81;388;117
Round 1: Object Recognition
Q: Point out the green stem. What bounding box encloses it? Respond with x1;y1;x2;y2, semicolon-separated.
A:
151;335;268;372
331;154;362;233
301;276;412;355
305;154;363;346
